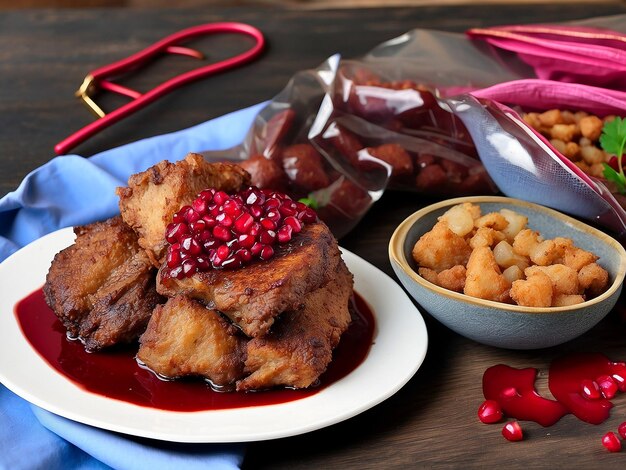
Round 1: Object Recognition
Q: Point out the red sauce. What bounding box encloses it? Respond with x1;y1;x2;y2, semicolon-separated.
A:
483;365;567;426
15;288;375;411
483;353;626;427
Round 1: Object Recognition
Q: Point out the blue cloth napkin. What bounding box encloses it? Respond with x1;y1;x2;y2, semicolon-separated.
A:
0;101;266;470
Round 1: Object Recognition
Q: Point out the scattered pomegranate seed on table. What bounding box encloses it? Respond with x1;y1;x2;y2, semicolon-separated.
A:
477;400;503;424
602;432;621;452
618;422;626;440
164;187;318;278
502;421;523;442
580;379;602;400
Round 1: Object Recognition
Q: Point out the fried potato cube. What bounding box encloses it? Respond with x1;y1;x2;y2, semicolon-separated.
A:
412;221;472;271
493;240;530;271
474;212;508;231
578;263;610;298
440;203;478;237
502;265;524;283
464;246;510;303
469;227;506;249
500;209;528;240
562;246;598;271
513;229;542;257
526;264;579;296
579;115;603;141
510;270;553;307
419;266;466;293
553;294;585;307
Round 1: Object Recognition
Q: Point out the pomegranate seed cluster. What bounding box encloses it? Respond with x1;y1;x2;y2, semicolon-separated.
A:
164;187;318;279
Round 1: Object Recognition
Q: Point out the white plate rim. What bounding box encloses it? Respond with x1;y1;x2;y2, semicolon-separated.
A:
0;227;428;443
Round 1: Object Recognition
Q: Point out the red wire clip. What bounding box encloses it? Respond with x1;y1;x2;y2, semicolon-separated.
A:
54;22;265;155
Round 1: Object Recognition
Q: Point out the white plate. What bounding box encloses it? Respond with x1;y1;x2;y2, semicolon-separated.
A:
0;227;428;443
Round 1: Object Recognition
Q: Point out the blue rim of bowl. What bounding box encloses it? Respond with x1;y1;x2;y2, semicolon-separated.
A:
389;196;626;314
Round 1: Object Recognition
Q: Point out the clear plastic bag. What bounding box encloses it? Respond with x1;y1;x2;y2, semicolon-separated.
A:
203;15;626;238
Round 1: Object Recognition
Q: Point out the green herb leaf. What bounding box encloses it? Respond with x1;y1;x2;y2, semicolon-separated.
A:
602;163;626;193
599;117;626;158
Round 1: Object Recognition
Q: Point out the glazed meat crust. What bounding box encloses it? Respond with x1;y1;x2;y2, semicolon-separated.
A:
44;216;162;351
137;295;247;387
237;261;353;391
117;153;250;266
157;222;342;338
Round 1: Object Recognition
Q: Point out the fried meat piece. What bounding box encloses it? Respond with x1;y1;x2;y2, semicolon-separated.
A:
237;262;353;391
117;153;250;266
137;295;246;387
157;222;342;338
44;216;162;351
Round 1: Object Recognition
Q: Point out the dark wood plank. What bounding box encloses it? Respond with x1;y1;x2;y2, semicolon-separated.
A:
2;4;626;469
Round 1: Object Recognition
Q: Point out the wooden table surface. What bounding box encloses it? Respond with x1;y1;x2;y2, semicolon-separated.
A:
3;4;626;469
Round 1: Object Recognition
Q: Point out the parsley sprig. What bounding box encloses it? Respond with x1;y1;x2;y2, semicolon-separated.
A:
600;116;626;194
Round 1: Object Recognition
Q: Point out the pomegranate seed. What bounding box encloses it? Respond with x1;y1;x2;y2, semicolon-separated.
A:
196;257;211;270
250;204;263;218
170;265;185;280
246;191;264;205
283;216;302;233
477;400;503;424
199;230;213;242
251;242;264;257
612;374;626;392
266;210;281;223
581;379;602;400
265;198;280;210
165;222;189;243
238;233;256;249
181;236;202;255
216;213;233;228
236;248;252;263
172;212;185;223
260;245;274;260
299;208;318;223
192;198;207;214
182;259;197;276
279;205;297;217
213;191;228;205
249;222;261;237
203;238;217;251
199;189;214;202
222;254;242;269
217;245;231;259
277;225;293;243
618;422;626;439
189;220;207;233
260;218;277;230
596;375;618;399
234;213;254;233
502;421;523;442
213;225;232;241
259;229;276;245
608;156;620;172
202;215;217;227
166;249;181;268
183;207;200;223
223;200;242;217
602;432;621;452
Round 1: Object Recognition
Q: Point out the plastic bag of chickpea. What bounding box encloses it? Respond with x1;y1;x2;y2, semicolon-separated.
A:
201;15;626;239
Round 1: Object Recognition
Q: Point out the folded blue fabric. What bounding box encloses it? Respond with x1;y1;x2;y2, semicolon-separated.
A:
0;101;265;470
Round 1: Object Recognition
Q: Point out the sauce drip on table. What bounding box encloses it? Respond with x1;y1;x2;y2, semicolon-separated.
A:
483;353;626;426
15;288;375;411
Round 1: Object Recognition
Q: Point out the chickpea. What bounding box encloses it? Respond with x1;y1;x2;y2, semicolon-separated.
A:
579;115;603;141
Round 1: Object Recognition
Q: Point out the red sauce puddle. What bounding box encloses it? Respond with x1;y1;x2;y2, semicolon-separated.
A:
483;353;626;426
15;288;375;411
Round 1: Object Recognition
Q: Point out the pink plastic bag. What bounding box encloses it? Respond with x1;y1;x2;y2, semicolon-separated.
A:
467;24;626;89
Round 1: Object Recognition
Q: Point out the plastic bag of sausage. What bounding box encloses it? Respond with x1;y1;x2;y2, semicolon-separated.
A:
202;14;626;239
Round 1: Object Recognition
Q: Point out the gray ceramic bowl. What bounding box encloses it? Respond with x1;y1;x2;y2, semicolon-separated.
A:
389;196;626;349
